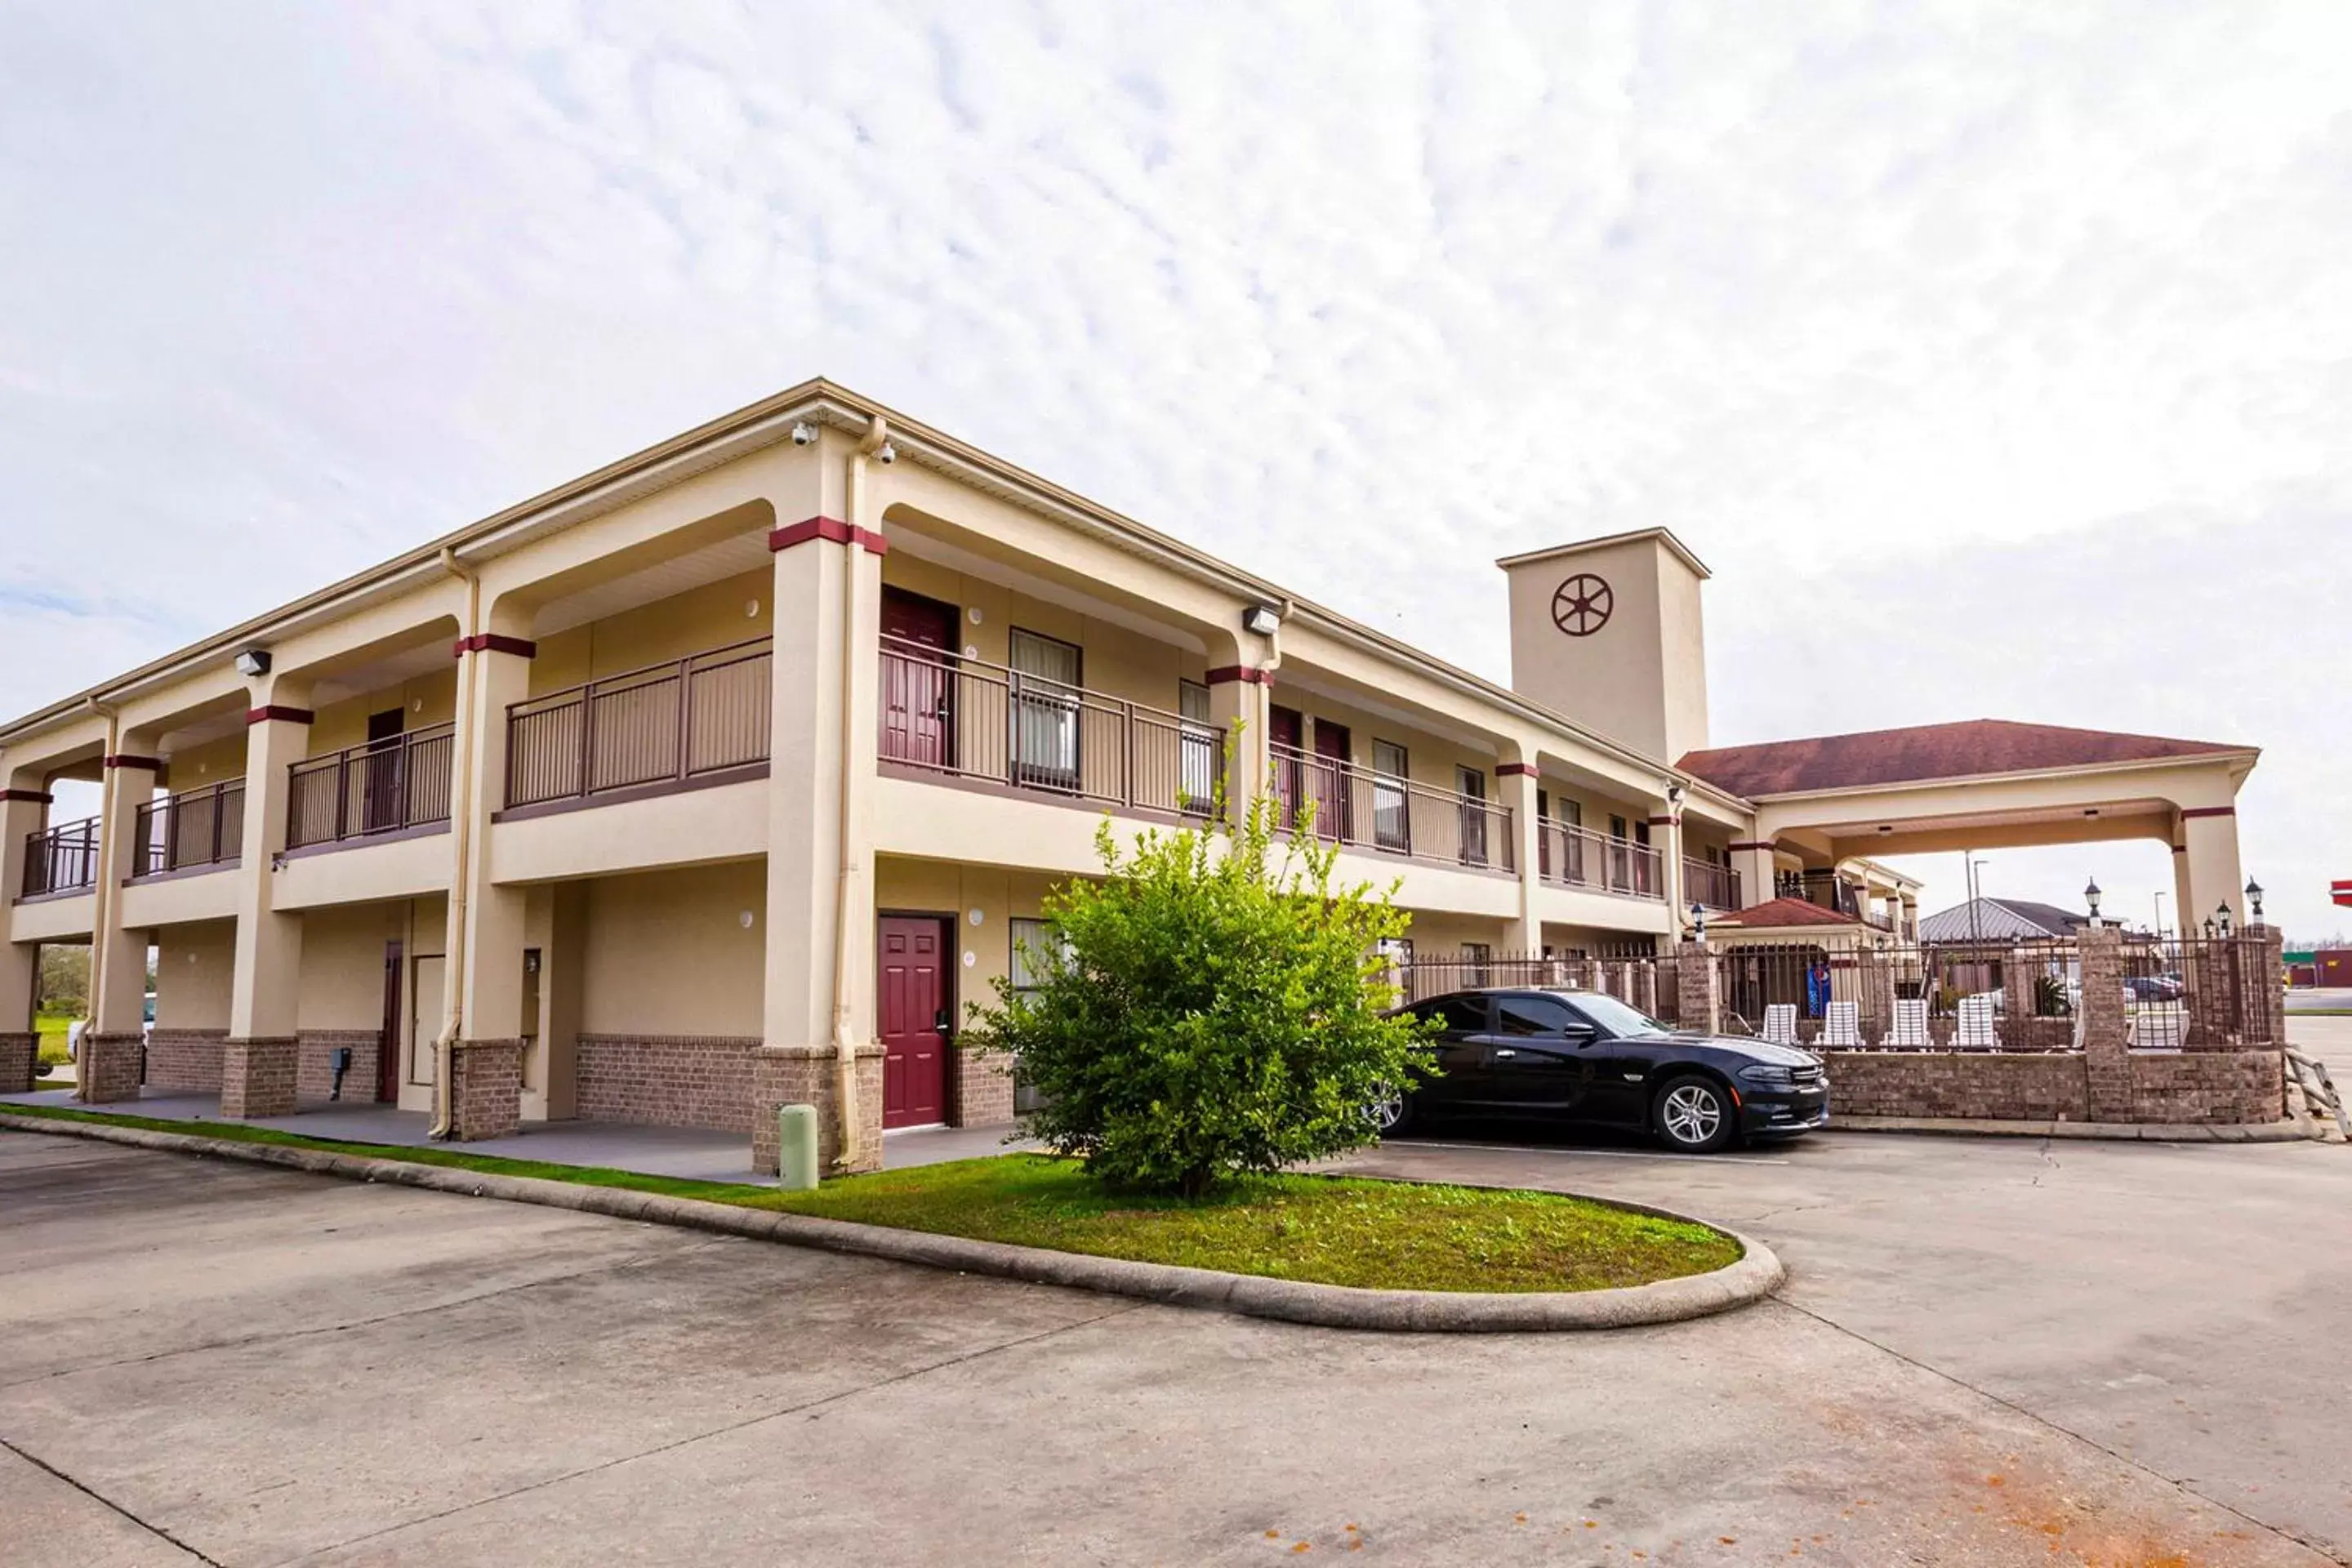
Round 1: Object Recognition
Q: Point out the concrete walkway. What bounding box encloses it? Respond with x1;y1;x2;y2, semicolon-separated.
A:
0;1087;1027;1180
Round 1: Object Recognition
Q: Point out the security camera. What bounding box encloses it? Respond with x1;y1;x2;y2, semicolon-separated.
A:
790;421;818;446
875;441;898;465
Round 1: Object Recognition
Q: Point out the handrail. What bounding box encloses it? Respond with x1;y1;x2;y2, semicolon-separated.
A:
20;815;100;898
1267;742;1512;870
1538;817;1664;899
879;636;1222;816
134;779;245;876
506;638;773;808
287;723;457;849
1682;854;1740;911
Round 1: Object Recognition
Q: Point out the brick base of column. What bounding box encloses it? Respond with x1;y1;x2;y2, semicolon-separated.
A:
78;1033;146;1103
0;1032;36;1094
751;1043;885;1176
952;1045;1016;1127
220;1036;300;1119
448;1039;524;1141
1674;942;1721;1036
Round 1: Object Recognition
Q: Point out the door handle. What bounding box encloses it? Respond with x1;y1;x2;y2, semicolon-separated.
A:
933;1009;951;1032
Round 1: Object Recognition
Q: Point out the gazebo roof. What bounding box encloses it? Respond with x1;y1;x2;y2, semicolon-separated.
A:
1713;897;1864;930
1677;719;2250;800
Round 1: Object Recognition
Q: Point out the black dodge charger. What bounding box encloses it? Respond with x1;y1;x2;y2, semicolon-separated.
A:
1377;987;1829;1153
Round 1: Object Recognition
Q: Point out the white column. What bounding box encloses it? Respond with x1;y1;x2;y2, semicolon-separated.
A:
2181;808;2243;929
1499;755;1542;953
1731;840;1775;909
228;701;309;1042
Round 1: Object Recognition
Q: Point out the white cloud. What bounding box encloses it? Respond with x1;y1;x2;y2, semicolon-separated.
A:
3;0;2350;929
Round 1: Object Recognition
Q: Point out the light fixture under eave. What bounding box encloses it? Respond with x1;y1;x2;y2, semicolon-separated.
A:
234;648;271;677
1243;604;1281;637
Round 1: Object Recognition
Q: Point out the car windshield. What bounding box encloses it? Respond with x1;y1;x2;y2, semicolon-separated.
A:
1549;989;1671;1038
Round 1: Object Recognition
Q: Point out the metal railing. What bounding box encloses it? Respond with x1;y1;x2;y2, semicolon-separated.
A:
134;781;243;875
880;637;1221;817
287;724;457;849
1267;744;1512;870
20;816;98;898
1538;819;1662;898
506;639;773;809
1682;856;1740;911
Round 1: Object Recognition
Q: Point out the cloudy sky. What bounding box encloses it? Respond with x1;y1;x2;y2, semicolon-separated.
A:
4;0;2349;935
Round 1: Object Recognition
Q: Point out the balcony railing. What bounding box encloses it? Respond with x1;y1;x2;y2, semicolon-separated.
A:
1682;856;1740;911
1537;819;1664;899
880;636;1222;816
506;639;773;809
288;724;457;850
20;816;98;898
1267;744;1512;871
134;781;244;876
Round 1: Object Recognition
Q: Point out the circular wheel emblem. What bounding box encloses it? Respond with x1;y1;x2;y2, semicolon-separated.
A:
1551;573;1613;637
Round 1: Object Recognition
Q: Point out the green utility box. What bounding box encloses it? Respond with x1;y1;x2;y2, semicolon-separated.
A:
776;1103;821;1192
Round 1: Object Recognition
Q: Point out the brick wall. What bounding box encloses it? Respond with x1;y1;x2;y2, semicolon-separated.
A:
220;1037;299;1119
953;1045;1016;1126
752;1043;884;1174
1819;1047;2287;1125
78;1034;146;1103
448;1038;522;1141
2126;1050;2283;1125
575;1035;758;1131
146;1029;228;1094
296;1030;384;1103
0;1032;34;1094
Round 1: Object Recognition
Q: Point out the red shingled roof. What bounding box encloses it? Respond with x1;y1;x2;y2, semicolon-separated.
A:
1715;897;1862;929
1677;719;2248;800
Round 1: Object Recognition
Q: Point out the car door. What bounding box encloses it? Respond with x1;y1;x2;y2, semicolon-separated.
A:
1483;993;1590;1119
1407;994;1493;1112
1567;998;1664;1127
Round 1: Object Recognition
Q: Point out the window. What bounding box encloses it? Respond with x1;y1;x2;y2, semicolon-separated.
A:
1009;917;1071;992
1565;991;1668;1039
1415;995;1489;1034
1372;740;1410;852
1457;767;1489;867
1178;679;1214;813
1495;995;1581;1036
1463;941;1492;987
1009;630;1082;791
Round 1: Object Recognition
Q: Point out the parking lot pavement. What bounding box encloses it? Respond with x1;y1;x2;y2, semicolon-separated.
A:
2;1126;2345;1567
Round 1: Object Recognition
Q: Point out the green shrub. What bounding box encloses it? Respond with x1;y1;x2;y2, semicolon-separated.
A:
961;758;1436;1198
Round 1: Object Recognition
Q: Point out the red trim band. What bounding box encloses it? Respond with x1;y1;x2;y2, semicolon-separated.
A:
768;516;888;556
0;788;52;804
1728;840;1775;852
2179;805;2235;819
245;704;314;726
454;633;537;659
1646;814;1677;826
1203;666;1275;687
1494;762;1539;778
103;754;163;772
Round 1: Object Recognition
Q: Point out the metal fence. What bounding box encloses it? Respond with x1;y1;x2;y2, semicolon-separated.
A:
1268;744;1512;870
133;780;244;875
880;638;1222;817
507;639;773;809
1535;819;1662;898
288;724;457;849
1682;856;1740;911
20;816;99;897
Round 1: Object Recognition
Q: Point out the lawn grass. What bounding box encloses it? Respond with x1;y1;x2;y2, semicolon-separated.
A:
34;1013;73;1067
0;1104;1739;1294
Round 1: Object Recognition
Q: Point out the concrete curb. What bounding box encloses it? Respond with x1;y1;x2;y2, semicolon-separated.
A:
1827;1115;2314;1143
0;1113;1781;1334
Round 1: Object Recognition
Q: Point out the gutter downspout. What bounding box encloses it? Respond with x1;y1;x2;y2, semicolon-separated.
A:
82;697;121;1073
831;416;886;1171
430;547;481;1139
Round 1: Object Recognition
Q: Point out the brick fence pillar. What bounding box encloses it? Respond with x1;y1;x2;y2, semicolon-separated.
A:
1675;939;1720;1036
0;1032;34;1094
448;1038;523;1141
752;1043;884;1177
78;1033;145;1103
220;1036;299;1119
2078;926;2131;1120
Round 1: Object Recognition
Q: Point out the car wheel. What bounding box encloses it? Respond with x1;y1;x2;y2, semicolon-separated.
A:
1370;1087;1415;1137
1653;1075;1733;1153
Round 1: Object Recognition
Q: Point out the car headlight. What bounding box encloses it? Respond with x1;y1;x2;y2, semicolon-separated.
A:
1738;1063;1795;1085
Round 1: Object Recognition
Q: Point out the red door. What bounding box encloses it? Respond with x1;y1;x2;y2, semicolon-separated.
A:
880;590;956;770
1311;719;1351;841
878;915;948;1129
1269;705;1303;827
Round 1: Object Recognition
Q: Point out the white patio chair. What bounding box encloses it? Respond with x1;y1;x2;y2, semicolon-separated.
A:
1887;998;1931;1049
1762;1004;1798;1045
1821;1000;1861;1048
2133;1002;2186;1052
1953;994;1998;1049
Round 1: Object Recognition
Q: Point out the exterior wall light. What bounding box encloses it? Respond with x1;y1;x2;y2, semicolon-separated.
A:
1690;901;1706;940
2216;904;2232;938
234;648;272;677
1242;605;1281;637
2244;878;2264;920
2082;877;2101;924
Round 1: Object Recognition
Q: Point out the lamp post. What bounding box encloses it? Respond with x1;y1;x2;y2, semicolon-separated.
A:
1690;901;1706;942
2083;877;2103;929
2244;877;2264;923
2216;903;2232;939
2153;891;2167;940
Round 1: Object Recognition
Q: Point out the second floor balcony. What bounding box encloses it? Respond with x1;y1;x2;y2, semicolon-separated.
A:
1682;856;1741;912
134;781;244;878
1268;743;1513;872
1539;818;1664;900
879;636;1222;817
288;724;457;851
506;639;773;811
20;816;98;899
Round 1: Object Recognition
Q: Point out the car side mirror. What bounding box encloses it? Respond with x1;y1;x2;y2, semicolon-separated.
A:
1562;1023;1597;1045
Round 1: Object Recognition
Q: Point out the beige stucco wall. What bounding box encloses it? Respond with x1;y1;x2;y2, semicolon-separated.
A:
532;567;774;697
308;667;459;759
297;902;408;1031
156;919;235;1029
1503;534;1708;765
579;859;767;1037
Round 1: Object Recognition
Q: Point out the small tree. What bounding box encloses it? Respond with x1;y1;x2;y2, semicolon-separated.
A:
962;759;1435;1198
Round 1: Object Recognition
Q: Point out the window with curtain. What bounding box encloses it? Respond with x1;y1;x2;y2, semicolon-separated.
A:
1372;740;1410;852
1457;765;1488;867
1178;679;1214;812
1009;630;1082;791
